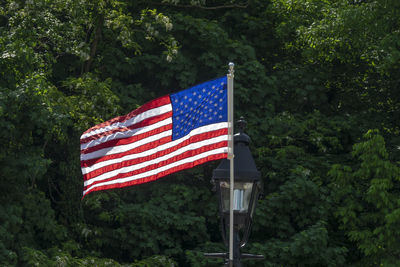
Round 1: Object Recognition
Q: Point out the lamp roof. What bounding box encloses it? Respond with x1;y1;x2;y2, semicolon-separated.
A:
212;118;260;181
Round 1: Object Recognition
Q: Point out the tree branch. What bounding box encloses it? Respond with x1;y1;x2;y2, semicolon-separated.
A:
148;1;249;10
83;15;104;73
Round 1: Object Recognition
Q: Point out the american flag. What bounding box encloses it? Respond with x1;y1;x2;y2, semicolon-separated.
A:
80;77;228;197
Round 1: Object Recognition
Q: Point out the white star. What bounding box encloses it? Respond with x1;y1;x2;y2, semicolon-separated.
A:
184;95;187;99
193;92;197;95
189;98;192;101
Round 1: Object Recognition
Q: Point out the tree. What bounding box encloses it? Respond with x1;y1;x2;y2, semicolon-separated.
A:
0;0;177;265
329;130;400;266
2;0;400;265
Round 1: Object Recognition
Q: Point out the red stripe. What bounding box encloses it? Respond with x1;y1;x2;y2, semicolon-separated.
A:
81;128;228;169
82;152;227;198
84;140;228;181
80;111;172;145
84;141;227;187
81;121;172;155
81;95;171;136
81;135;172;168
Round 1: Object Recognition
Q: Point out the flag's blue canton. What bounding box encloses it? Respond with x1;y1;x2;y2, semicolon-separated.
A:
170;77;227;140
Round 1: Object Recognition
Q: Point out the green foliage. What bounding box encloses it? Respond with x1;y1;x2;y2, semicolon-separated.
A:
21;247;176;266
2;0;400;266
79;178;219;265
63;73;120;130
329;130;400;265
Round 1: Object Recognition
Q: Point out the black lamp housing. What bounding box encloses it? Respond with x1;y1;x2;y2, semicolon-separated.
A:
206;118;264;266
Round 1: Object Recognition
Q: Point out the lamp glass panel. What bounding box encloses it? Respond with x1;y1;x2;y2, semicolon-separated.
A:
219;181;253;212
250;182;259;218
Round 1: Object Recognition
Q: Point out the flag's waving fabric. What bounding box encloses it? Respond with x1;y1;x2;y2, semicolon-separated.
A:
80;77;228;197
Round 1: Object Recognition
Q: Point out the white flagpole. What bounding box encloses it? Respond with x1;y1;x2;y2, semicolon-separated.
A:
227;62;235;266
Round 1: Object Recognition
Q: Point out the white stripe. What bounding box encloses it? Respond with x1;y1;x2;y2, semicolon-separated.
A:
83;131;227;175
82;122;228;174
80;118;172;150
80;122;229;161
80;129;172;161
80;104;172;140
83;147;228;195
83;134;228;186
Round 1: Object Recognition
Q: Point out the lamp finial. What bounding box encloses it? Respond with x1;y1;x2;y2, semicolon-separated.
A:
237;116;247;134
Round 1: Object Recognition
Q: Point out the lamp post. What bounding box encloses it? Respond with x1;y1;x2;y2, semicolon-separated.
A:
205;117;264;267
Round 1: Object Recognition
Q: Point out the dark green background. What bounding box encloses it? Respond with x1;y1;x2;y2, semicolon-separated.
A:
1;0;400;266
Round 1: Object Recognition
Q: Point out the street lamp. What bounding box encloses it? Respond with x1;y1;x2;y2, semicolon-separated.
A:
205;117;264;267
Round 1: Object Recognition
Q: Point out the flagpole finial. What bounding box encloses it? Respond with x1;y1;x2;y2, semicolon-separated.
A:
228;62;235;76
